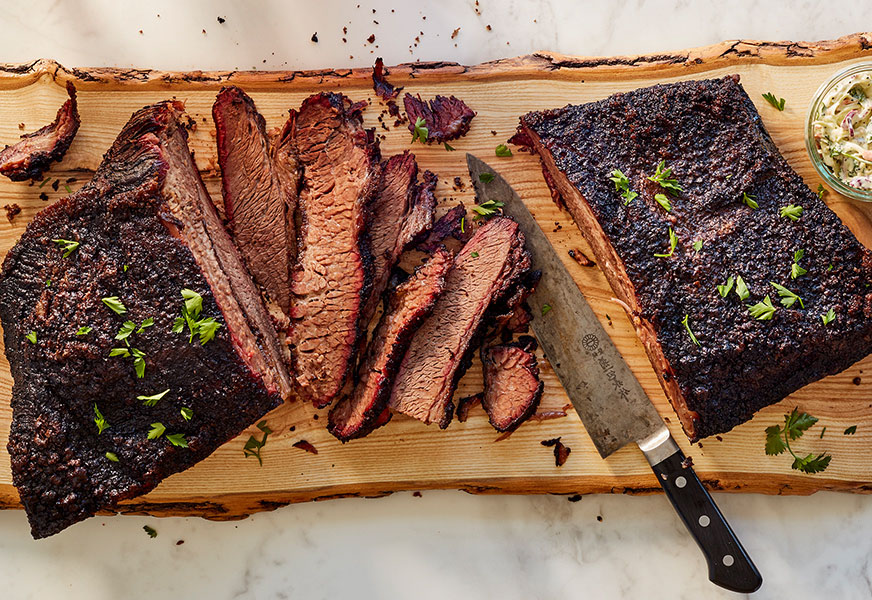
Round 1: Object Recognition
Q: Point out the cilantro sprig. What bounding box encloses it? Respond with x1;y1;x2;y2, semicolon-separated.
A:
471;199;504;220
243;421;272;466
765;408;831;474
608;169;638;205
411;117;428;143
173;289;222;345
762;92;786;111
821;308;836;325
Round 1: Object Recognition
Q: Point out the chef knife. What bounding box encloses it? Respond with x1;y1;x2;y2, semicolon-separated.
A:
467;154;763;594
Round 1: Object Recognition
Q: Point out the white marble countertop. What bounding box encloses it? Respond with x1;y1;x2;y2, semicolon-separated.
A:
1;1;871;598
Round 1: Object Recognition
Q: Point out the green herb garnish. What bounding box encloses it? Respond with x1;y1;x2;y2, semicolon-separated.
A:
770;282;804;308
105;451;119;462
682;314;700;347
791;249;807;280
143;525;157;538
735;275;750;301
180;407;193;421
653;227;678;258
443;142;455;152
654;193;672;212
748;295;777;320
844;425;857;435
765;408;830;474
166;433;188;448
411;117;428;143
94;403;109;434
742;192;759;209
495;144;512;157
479;172;495;183
173;289;222;345
147;422;166;440
817;184;827;199
243;421;272;465
471;199;504;219
780;204;804;221
25;331;37;344
101;296;127;315
541;304;552;316
647;161;682;195
138;389;170;407
608;169;638;205
131;348;146;378
717;276;735;298
821;308;836;325
470;251;479;258
76;326;92;336
115;320;137;341
762;92;786;111
52;238;79;258
692;240;703;251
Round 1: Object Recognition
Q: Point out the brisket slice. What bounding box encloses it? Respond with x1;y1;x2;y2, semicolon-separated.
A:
403;93;475;143
0;100;289;538
481;337;543;432
389;217;531;427
416;202;470;253
513;75;872;441
328;248;452;441
0;82;80;181
399;169;438;249
289;93;379;407
212;86;299;321
372;57;402;101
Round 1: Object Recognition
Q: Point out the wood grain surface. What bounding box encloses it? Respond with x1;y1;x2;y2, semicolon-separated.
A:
2;33;872;520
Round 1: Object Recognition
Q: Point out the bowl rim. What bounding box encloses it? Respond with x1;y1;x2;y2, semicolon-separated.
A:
805;61;872;203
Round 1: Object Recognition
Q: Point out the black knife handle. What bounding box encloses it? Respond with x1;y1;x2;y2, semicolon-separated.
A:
651;448;762;594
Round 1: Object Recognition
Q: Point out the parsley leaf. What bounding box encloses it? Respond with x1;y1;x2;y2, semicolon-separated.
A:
742;192;759;209
109;347;130;357
25;331;37;344
175;289;222;345
94;403;109;434
717;276;735;298
138;389;170;407
76;326;92;336
470;251;479;258
844;425;857;435
195;318;221;344
495;144;512;157
105;451;119;462
791;249;807;279
762;92;786;111
472;199;504;220
411;117;428;143
765;425;786;455
180;407;193;421
817;184;827;199
147;422;166;440
52;238;80;258
821;308;836;325
541;304;552;316
748;295;777;320
682;314;700;347
692;240;703;251
243;421;272;466
131;348;146;378
479;172;495;183
654;193;672;212
181;289;203;316
764;408;831;474
735;275;750;301
647;161;682;195
443;142;455;152
653;227;678;258
608;169;638;205
115;320;136;341
143;525;158;538
792;452;831;474
770;282;804;308
166;433;189;448
101;296;127;315
137;317;154;333
780;204;804;221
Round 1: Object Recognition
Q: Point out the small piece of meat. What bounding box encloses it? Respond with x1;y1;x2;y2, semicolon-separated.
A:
289;93;379;407
329;249;452;441
0;82;80;181
212;86;298;320
372;57;402;101
481;337;543;432
455;393;482;422
292;440;318;454
568;248;595;267
403;93;475;143
390;217;531;427
399;169;438;249
486;270;540;338
4;203;21;223
541;437;571;466
416;203;469;253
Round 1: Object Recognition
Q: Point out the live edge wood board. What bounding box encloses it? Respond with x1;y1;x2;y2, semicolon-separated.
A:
2;34;872;521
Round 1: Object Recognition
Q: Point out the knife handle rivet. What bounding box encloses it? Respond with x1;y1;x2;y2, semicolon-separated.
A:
723;554;735;567
698;515;710;527
675;476;687;488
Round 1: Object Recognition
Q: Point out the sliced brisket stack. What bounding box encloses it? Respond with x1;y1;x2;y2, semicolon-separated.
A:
288;93;379;408
481;337;543;432
212;86;299;325
329;248;452;441
389;216;531;427
513;75;872;441
0;82;80;181
0;100;291;538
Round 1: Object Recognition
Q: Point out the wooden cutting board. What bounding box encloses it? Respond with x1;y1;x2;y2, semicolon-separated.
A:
2;34;872;520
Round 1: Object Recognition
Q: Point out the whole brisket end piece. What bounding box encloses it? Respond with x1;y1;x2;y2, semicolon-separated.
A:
0;101;288;538
0;82;80;181
289;93;379;407
212;86;299;320
481;337;543;432
514;75;872;441
403;93;475;144
328;248;452;441
390;217;531;427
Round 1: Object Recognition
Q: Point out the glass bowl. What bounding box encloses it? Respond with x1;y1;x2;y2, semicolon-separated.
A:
805;62;872;202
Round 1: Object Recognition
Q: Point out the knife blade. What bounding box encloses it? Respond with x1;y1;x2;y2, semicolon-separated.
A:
467;154;762;594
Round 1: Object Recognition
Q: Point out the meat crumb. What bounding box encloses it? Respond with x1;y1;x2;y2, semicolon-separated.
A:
311;32;319;43
412;491;422;497
541;437;571;466
490;129;497;136
451;27;460;39
567;494;582;502
17;122;24;130
486;24;492;31
39;192;48;201
681;456;694;469
4;203;21;223
367;34;376;43
452;176;464;191
715;435;723;442
176;539;185;545
853;376;862;385
568;248;596;267
596;515;603;522
217;16;226;24
292;440;318;454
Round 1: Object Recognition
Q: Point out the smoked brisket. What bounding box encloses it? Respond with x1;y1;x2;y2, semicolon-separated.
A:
481;337;543;432
513;75;872;441
0;101;289;538
389;217;531;427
